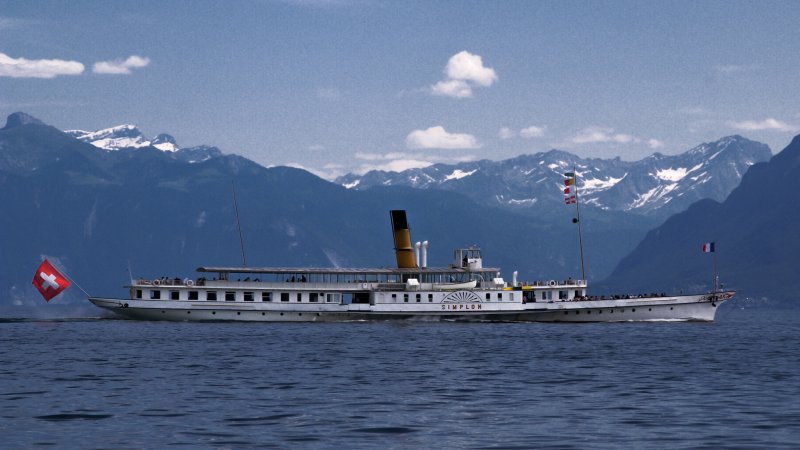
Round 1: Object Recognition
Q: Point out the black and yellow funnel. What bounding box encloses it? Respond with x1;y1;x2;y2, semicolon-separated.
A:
390;210;417;269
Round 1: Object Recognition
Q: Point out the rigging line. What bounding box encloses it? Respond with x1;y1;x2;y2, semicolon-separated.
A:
48;258;92;298
231;180;248;267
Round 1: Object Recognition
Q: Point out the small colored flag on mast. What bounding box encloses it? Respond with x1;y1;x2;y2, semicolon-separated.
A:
32;259;71;302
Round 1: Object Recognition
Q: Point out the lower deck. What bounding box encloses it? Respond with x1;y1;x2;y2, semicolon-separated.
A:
90;291;732;322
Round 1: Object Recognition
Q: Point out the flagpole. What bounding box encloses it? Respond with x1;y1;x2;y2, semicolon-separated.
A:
47;259;92;298
573;166;586;282
713;247;718;293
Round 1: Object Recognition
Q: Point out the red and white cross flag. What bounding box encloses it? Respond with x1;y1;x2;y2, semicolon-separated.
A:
31;259;71;302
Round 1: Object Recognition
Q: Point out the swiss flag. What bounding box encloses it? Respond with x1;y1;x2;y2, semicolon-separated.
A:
32;259;71;302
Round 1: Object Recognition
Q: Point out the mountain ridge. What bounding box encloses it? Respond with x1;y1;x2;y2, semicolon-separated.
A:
337;136;771;220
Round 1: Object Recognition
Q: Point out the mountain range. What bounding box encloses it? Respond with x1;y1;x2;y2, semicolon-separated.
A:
597;135;800;302
337;137;771;220
0;112;794;309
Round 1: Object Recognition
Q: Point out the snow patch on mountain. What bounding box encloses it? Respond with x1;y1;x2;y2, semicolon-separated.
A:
444;169;477;181
65;125;180;152
655;167;688;181
582;174;627;191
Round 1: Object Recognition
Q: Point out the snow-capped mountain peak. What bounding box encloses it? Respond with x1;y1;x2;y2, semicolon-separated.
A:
336;135;772;219
65;125;180;152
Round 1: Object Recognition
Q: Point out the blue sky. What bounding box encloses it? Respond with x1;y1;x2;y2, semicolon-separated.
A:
2;0;799;178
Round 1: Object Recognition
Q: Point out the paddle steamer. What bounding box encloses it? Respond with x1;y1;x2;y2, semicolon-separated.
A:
89;210;733;322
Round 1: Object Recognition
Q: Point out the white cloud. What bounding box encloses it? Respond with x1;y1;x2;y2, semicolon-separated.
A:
648;139;665;149
352;151;476;175
498;127;514;140
0;52;84;78
520;125;546;138
431;79;472;98
405;126;480;149
430;51;497;98
571;126;638;145
445;51;497;87
363;159;433;174
92;55;150;75
728;118;797;133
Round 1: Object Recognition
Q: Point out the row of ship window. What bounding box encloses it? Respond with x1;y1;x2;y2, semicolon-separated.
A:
136;289;342;303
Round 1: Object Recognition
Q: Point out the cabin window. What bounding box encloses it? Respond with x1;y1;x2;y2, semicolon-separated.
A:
559;290;568;300
296;293;302;302
486;293;491;300
416;294;421;303
135;289;142;299
310;293;319;303
244;292;254;302
170;290;180;300
574;290;582;298
541;291;552;300
225;291;236;302
206;291;217;301
188;291;199;300
391;293;397;302
150;290;161;300
497;293;503;300
428;294;433;302
280;292;289;302
404;294;409;303
326;293;340;303
262;292;271;302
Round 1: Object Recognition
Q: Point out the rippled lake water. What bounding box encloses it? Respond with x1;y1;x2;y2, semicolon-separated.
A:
1;305;798;448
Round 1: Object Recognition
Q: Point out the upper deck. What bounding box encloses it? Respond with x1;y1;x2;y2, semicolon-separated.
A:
196;265;502;284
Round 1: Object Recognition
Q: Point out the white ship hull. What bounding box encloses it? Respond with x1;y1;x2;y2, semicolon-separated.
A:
89;292;731;323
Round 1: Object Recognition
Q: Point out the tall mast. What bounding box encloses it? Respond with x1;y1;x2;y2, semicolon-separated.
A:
572;166;586;282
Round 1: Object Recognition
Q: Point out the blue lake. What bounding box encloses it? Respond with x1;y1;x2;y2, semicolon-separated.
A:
1;303;798;448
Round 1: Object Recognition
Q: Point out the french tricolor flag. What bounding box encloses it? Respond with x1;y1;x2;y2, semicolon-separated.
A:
701;242;715;253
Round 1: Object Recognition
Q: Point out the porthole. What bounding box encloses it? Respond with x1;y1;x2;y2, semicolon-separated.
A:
670;307;674;310
161;310;165;314
632;309;636;312
212;311;216;315
610;310;613;314
587;310;591;314
564;311;568;315
598;310;602;314
299;313;302;316
648;308;652;311
187;311;191;314
280;312;284;316
237;312;241;315
262;312;265;316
